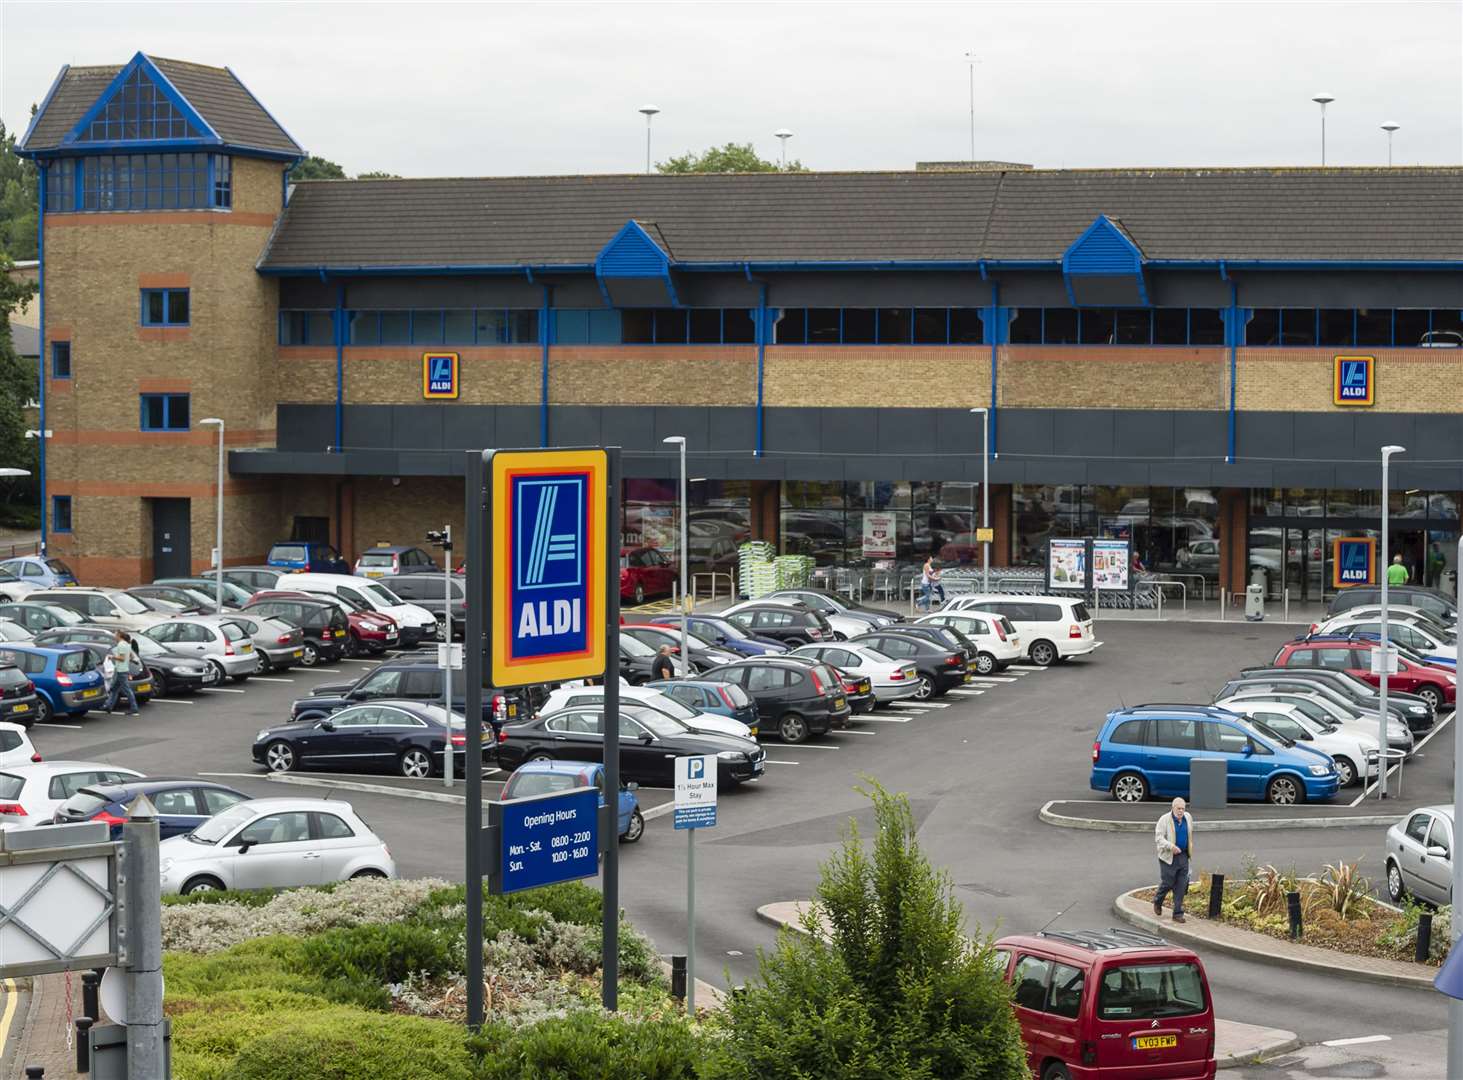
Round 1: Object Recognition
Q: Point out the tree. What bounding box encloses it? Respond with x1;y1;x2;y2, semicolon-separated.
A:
288;155;347;181
0;253;39;525
706;780;1028;1079
354;171;400;180
657;142;804;174
0;117;39;261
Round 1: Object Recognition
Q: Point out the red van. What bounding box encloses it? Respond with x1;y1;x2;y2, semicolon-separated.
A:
991;928;1216;1080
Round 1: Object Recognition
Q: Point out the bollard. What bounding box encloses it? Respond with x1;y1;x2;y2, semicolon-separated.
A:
670;955;687;1002
1208;873;1225;919
75;1017;92;1073
1286;891;1303;939
82;969;100;1022
1417;911;1434;963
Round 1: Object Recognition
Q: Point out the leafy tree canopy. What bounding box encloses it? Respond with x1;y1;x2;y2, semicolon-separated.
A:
0;117;39;261
657;142;804;174
288;155;347;181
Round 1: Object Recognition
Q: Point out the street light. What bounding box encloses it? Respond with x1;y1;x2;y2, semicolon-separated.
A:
774;128;793;168
0;469;31;477
200;418;224;614
638;105;660;175
1378;443;1405;799
969;408;990;592
662;436;688;676
1381;121;1400;165
25;430;51;554
1312;93;1335;165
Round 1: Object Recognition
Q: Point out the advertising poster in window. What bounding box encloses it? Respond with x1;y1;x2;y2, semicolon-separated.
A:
1047;539;1087;590
639;507;677;558
862;513;897;559
1092;539;1132;591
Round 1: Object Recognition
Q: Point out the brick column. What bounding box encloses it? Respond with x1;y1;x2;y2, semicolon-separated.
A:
1218;488;1247;598
991;484;1012;567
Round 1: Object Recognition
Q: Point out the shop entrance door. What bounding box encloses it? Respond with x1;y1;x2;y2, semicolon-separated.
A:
1285;528;1326;602
1391;530;1428;588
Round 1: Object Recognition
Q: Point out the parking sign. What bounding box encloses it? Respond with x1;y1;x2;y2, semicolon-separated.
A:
490;449;607;686
1332;536;1376;587
674;755;717;830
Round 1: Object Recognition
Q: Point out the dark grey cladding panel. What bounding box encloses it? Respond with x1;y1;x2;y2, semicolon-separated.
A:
544;280;605;308
1212;462;1271;487
1292;413;1352;461
623;452;677;480
739;456;788;480
1146;272;1230;306
877;409;940;453
602;278;676;308
936;407;988;454
1415;414;1463;461
393;406;445;450
278;279;336;307
345;277;543;307
350;450;402;476
342;405;394;450
398;450;455;475
707;407;756;452
1025;459;1089;484
1352;413;1419;457
443;406;493;449
901;456;955;481
1103;463;1153;485
277;405;336;452
855;456;903;482
1172;411;1226;460
821;408;882;455
673;276;763;307
1068;276;1145;306
1272;464;1337;488
1113;412;1174;459
495;407;541;450
989;273;1069;306
1054;410;1115;459
1236;413;1293;460
549;407;603;448
787;456;845;482
764;408;819;453
652;407;711;450
1233;271;1463;308
998;409;1056;456
1150;463;1201;486
596;408;652;453
763;272;986;307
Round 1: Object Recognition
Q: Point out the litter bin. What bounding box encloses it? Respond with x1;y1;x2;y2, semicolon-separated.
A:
1245;583;1265;621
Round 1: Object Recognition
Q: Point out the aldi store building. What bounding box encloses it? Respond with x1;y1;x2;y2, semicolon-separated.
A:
18;53;1463;601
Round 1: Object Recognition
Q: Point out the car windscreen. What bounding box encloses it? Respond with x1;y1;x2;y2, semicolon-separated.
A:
133;635;167;658
711;619;751;640
361;583;405;606
45;559;74;577
45;606;84;625
620;633;655;657
631;708;688;738
0;773;24;800
507;772;587;799
190;803;257;844
104;592;148;615
0;623;27;642
271;546;308;563
58;649;93;674
1097;961;1206;1020
644;694;699;722
358;554;395;567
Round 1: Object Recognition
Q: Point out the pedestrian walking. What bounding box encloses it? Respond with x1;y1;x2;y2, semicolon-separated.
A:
651;645;676;681
1427;542;1446;589
920;555;945;610
1387;553;1409;586
104;629;140;716
1153;797;1192;923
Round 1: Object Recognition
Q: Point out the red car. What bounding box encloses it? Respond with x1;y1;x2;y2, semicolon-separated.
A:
1272;637;1456;712
620;546;676;604
992;928;1217;1079
247;589;400;656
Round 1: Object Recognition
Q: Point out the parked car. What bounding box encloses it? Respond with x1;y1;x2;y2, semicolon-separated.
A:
219;612;305;673
0;619;33;643
1090;704;1340;805
1328;585;1457;625
29;588;169;633
154;577;256;609
732;595;871;640
761;588;900;629
0;645;104;722
992;927;1217;1079
241;597;348;666
0;601;85;634
267;541;351;574
220;567;285;593
291;661;521;729
280;573;439;647
1272;637;1455;713
157;798;396;895
126;592;190;615
501;760;643;843
0;556;78;589
780;653;874;714
354;545;440;577
618;633;660;684
541;682;756;740
64;640;155;705
877;624;981;673
941;594;1098;666
497;703;765;786
646;614;786;656
250;589;398;657
0;566;43;603
914;611;1024;675
642;678;761;730
1234;665;1435;732
1385;805;1453;905
620;546;676;604
721;603;836;647
127;584;216;614
849;629;969;701
0;761;143;828
377;573;465;640
143;616;259;682
35;625;217;696
1218;699;1379;786
52;778;252;839
0;722;39;769
620;622;740;673
1316;614;1456;667
1215;688;1413;755
256;700;473;779
785;643;921;707
697;656;850;743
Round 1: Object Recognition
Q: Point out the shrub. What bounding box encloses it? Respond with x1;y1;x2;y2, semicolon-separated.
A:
471;1011;704;1080
300;920;457;989
228;1011;476;1080
1319;860;1370;919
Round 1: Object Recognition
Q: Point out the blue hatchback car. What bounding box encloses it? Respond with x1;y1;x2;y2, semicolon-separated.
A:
267;541;351;574
50;778;252;839
1090;704;1339;805
501;760;644;842
643;678;760;734
0;556;78;589
647;614;787;657
0;644;106;723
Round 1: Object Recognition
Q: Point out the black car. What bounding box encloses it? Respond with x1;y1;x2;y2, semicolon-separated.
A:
1328;585;1456;625
292;660;521;729
52;777;251;839
497;703;765;786
781;654;874;716
698;657;851;743
241;597;347;666
878;624;981;674
255;699;470;779
851;630;969;701
1234;666;1434;733
618;633;661;684
723;604;836;647
376;573;465;640
0;662;39;727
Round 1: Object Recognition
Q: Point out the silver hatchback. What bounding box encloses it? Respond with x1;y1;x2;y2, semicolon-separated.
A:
1384;804;1453;906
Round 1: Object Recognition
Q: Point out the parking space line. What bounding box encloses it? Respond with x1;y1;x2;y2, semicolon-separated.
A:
0;978;18;1063
1350;711;1451;807
764;760;800;766
35;721;82;730
198;771;263;778
834;730;878;736
948;689;985;696
340;660;378;667
250;676;295;684
970;675;1018;683
1009;665;1046;672
200;687;247;695
1322;1035;1391;1047
792;744;840;751
149;698;194;705
860;715;912;722
897;700;950;709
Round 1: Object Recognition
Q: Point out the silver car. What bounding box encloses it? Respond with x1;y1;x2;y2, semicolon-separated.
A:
223;613;305;672
1385;805;1453;905
143;616;259;681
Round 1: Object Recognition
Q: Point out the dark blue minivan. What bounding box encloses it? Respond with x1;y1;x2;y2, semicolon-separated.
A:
266;541;350;575
1090;704;1339;805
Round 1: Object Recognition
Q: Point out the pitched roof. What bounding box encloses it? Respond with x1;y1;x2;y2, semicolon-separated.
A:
258;167;1463;271
19;54;300;157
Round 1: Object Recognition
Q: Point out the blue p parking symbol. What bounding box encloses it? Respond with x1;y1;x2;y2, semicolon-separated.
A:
688;759;705;780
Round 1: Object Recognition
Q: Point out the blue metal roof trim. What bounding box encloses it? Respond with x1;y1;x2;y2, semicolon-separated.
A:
595;220;672;278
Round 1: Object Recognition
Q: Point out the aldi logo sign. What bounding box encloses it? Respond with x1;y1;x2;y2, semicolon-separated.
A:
423;352;460;399
1333;355;1374;406
1333;536;1376;588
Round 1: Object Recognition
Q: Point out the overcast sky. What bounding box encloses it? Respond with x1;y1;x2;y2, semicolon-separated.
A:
3;1;1460;175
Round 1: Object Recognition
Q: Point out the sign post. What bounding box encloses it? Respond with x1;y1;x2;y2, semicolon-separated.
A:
674;754;718;1014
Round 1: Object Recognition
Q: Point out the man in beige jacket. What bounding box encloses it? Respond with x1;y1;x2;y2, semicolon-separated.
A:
1153;797;1193;923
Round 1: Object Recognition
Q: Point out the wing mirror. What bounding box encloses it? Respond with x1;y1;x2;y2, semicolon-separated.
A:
640;733;654;744
1241;742;1254;756
237;839;255;854
318;719;335;732
625;781;639;791
1427;845;1450;860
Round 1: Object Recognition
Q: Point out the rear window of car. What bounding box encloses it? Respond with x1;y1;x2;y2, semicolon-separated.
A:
45;559;74;577
0;773;24;800
721;683;751;707
58;650;93;674
358;553;395;567
507;772;588;799
271;545;308;562
1072;603;1091;621
0;666;27;688
219;622;248;643
61;790;112;818
1097;961;1206;1020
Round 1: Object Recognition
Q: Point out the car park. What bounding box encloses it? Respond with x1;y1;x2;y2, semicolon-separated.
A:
497;703;765;786
1235;665;1435;733
154;577;256;608
992;927;1217;1079
34;625;217;696
538;682;756;740
256;700;473;778
941;594;1098;667
785;643;921;706
914;611;1023;674
850;629;968;700
1328;584;1456;626
642;677;761;730
241;596;349;666
619;546;676;604
646;614;786;656
26;589;171;631
0;556;78;589
1385;805;1453;905
219;612;305;673
620;622;740;672
267;541;351;574
354;545;440;577
0;567;43;603
1090;704;1340;805
738;595;875;639
63;640;155;705
0;620;33;643
878;623;981;673
220;567;286;593
1217;699;1379;786
0;601;85;633
0;662;39;727
761;588;900;629
122;593;188;616
1272;637;1455;712
697;656;850;743
127;584;216;614
721;603;836;647
376;573;465;640
279;573;439;647
1311;603;1453;640
0;761;143;828
158;798;395;895
144;616;258;682
501;760;643;843
0;645;105;722
52;778;252;839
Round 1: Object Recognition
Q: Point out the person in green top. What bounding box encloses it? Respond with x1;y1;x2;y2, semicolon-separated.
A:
1427;541;1447;588
1387;554;1410;586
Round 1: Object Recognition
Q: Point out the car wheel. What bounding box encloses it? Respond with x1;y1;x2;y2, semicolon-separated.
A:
257;654;273;674
1266;775;1303;805
35;695;52;724
208;660;227;683
974;652;996;676
526;751;555;764
633;583;645;605
182;875;225;896
620;808;645;843
784;637;808;647
301;642;319;667
399;748;433;779
778;713;809;744
1418;686;1443;711
148;669;168;698
1043;1064;1072;1080
1332;756;1358;787
350;868;387;881
231;674;250;684
1029;640;1057;667
264;741;296;773
345;635;364;659
913;673;934;701
1111;771;1149;802
1386;858;1407;903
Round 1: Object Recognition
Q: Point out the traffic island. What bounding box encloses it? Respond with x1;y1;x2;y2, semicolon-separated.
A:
1041;798;1401;832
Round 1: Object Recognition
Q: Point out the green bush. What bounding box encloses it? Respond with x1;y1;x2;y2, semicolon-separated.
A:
299;920;457;988
471;1011;703;1080
228;1011;475;1080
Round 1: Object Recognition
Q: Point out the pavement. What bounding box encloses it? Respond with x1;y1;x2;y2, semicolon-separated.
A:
755;900;1302;1070
1043;799;1405;831
5;973;77;1080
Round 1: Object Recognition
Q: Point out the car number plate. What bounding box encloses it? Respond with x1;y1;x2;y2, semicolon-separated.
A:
365;571;382;578
10;703;28;713
241;643;252;651
752;760;764;773
1133;1035;1177;1051
293;649;303;658
81;688;101;699
833;696;845;709
334;630;347;638
137;682;152;693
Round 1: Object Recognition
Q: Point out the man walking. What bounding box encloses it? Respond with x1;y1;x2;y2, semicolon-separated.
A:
104;629;140;716
1154;797;1192;923
1387;553;1409;586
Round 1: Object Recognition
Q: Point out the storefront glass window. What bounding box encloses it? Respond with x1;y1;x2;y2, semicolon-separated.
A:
621;480;750;574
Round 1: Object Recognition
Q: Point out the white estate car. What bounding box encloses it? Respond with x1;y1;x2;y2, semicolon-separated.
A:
1315;612;1457;668
158;798;395;896
1219;699;1380;787
0;760;143;828
913;611;1023;675
940;595;1098;666
537;683;754;741
786;643;921;705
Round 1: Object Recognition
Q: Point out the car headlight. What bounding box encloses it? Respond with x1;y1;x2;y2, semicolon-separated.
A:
257;728;271;742
180;666;207;675
361;622;383;632
716;751;747;761
1447;675;1457;685
1308;764;1332;776
1409;704;1426;714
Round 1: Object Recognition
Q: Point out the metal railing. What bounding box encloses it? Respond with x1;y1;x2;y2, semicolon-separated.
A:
1157;572;1207;602
1146;578;1188;613
691;571;735;606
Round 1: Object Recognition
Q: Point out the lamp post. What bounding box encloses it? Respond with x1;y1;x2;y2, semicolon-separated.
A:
662;436;688;675
24;430;50;553
969;408;990;592
639;105;660;174
1378;443;1404;799
1453;532;1463;1077
1381;121;1400;165
965;50;980;163
200;418;224;613
1312;93;1335;165
774;129;793;169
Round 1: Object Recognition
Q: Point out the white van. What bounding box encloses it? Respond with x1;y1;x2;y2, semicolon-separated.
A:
281;573;440;646
940;594;1098;666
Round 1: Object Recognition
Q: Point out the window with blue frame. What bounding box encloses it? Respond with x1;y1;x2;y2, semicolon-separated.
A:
772;307;986;345
51;342;71;379
1243;308;1463;347
77;67;198;142
141;289;189;326
213;155;231;208
279;310;335;345
287;309;541;346
1007;308;1225;346
51;496;72;534
140;394;189;431
43;154;232;212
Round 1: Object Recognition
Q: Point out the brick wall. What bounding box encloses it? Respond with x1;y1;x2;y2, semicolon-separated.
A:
277;347;542;405
551;347;756;406
1236;348;1462;412
998;346;1226;410
764;346;991;407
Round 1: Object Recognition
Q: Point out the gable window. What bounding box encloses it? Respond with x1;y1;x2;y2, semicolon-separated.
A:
77;66;199;143
140;393;189;431
52;496;72;534
51;341;71;379
141;288;189;326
